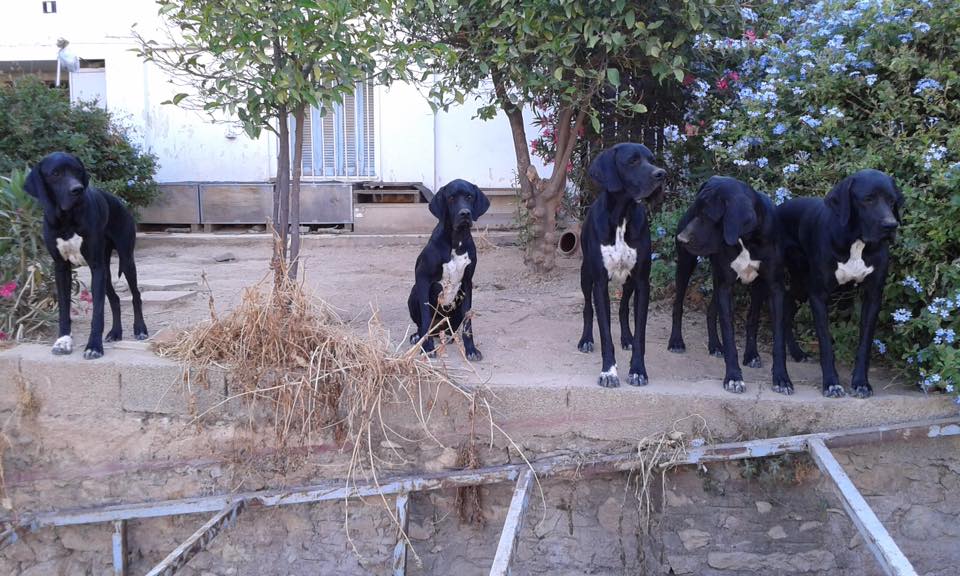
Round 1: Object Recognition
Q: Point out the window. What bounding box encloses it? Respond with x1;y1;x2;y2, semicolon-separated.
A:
291;80;375;178
42;1;57;14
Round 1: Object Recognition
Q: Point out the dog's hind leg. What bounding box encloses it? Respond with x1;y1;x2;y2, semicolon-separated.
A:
742;282;766;368
667;245;697;353
619;281;634;350
706;291;723;357
628;271;650;387
83;262;107;359
593;279;619;387
577;264;595;353
104;244;123;342
784;287;809;362
119;252;148;340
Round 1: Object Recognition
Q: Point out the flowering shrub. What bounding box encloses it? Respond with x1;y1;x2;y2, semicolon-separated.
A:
661;0;960;400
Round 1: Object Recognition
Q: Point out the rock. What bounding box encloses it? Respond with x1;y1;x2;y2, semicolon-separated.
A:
666;554;700;575
213;252;237;262
249;225;265;233
708;550;836;572
59;525;110;552
679;528;711;551
407;522;431;540
423;447;458;472
597;497;621;532
665;488;693;507
900;505;960;540
21;560;61;576
720;515;741;530
799;521;822;532
755;500;773;514
767;525;787;540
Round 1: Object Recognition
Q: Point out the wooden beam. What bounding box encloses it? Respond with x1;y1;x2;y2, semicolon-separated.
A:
112;520;127;576
144;500;244;576
392;493;410;576
489;470;533;576
807;439;917;576
5;417;958;530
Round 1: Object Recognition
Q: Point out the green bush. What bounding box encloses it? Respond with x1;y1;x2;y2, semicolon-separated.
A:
0;76;159;210
660;0;960;399
0;169;79;340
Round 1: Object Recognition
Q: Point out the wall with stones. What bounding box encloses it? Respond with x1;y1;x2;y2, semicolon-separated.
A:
2;435;957;575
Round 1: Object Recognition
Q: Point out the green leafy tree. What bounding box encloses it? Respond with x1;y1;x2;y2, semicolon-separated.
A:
135;0;404;279
396;0;730;272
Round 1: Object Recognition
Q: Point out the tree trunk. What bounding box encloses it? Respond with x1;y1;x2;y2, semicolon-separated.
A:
276;105;291;264
288;104;305;280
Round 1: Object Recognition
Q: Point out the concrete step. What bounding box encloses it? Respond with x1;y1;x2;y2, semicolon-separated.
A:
137;278;199;292
124;290;195;308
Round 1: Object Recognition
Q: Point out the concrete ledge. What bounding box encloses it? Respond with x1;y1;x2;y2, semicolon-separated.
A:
136;231;520;250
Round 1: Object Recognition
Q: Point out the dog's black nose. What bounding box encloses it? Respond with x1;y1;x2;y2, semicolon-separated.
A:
652;168;666;181
458;208;471;217
70;185;84;196
881;219;898;231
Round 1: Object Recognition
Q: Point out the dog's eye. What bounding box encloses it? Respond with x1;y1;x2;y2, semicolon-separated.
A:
864;194;877;203
51;169;61;178
466;194;472;201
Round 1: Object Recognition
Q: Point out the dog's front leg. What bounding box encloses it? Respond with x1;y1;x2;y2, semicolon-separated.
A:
767;281;794;395
415;283;437;356
850;269;887;398
83;263;107;359
742;282;766;368
628;271;650;386
714;273;744;393
667;246;697;353
593;279;619;387
809;290;844;397
51;260;74;355
460;278;482;361
618;282;634;350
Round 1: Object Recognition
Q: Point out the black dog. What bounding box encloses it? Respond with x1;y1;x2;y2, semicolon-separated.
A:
578;143;665;388
407;179;489;360
777;169;903;398
25;152;148;359
668;176;793;394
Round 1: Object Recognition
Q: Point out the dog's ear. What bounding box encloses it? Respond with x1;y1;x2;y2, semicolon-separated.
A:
24;163;45;199
471;183;490;220
429;184;448;220
587;146;623;192
77;156;90;189
699;183;724;222
723;205;755;246
825;175;854;227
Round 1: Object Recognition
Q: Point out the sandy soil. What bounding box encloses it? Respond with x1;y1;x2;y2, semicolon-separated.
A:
66;233;913;397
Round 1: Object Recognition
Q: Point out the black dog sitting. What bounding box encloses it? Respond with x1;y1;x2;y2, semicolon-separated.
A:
25;152;148;359
407;179;489;360
578;143;665;388
777;169;903;398
668;176;793;394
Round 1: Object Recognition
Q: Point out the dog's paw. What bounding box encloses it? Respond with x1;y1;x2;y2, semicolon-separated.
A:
83;347;103;360
597;367;620;388
723;379;746;394
620;336;633;351
466;348;483;362
578;339;595;353
710;349;725;358
743;353;762;369
667;339;686;353
409;333;420;345
772;377;794;395
105;329;123;343
851;383;873;399
628;373;648;387
823;384;846;398
51;335;73;355
135;328;149;341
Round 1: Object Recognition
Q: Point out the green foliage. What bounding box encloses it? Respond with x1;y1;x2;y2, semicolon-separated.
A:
137;0;402;139
0;77;159;210
660;0;960;398
0;170;78;340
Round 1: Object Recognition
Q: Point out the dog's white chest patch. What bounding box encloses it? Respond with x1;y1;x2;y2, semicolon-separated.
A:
56;234;87;267
601;224;637;287
730;239;761;284
835;239;874;285
439;250;471;308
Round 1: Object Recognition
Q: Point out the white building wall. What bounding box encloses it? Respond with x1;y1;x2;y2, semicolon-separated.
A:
1;0;547;191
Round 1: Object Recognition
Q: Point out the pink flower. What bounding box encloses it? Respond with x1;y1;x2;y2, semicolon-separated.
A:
0;281;17;299
744;29;757;42
80;289;93;304
0;330;7;341
716;78;729;90
727;71;740;82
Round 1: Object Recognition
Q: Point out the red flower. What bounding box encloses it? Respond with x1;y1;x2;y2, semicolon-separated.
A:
80;289;93;304
0;330;7;341
727;71;740;82
0;281;17;299
744;29;757;42
716;78;729;90
682;73;696;87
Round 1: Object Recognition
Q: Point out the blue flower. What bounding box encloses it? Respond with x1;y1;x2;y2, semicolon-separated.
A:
898;33;913;44
923;144;948;170
756;157;769;168
934;328;956;345
126;179;135;187
913;22;930;34
873;339;886;354
946;383;955;394
799;115;822;128
651;252;660;261
865;74;878;86
663;125;684;143
775;187;791;205
656;226;666;238
783;164;800;175
901;276;923;294
913;78;943;95
827;35;845;50
892;308;912;323
821;137;840;149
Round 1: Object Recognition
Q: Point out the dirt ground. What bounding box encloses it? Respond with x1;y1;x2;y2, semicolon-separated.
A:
67;232;915;398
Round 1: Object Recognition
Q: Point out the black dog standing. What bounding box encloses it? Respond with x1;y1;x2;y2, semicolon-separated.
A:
669;176;793;394
408;179;489;360
578;143;665;388
25;152;148;359
778;169;903;398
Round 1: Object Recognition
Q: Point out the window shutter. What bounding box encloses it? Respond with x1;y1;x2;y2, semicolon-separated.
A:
321;108;336;176
363;80;375;176
295;82;376;178
343;92;357;176
300;107;314;177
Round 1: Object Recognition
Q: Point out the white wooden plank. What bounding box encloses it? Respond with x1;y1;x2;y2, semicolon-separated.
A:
807;438;917;576
392;492;410;576
490;469;534;576
112;520;127;576
144;500;244;576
